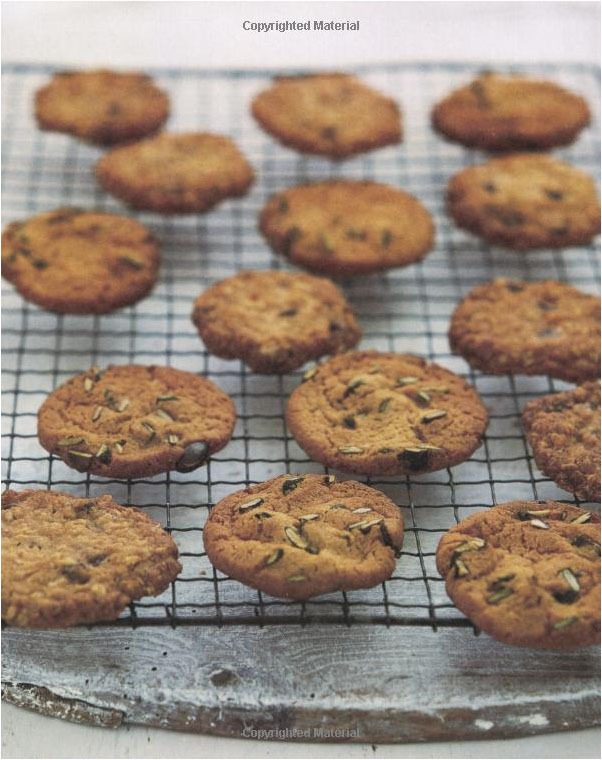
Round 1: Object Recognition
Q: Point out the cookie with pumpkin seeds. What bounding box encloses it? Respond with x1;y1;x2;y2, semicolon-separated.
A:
449;279;601;383
203;473;403;599
251;73;401;159
447;153;601;249
37;365;236;479
523;381;601;503
285;350;488;476
260;181;434;276
1;208;160;314
436;501;601;649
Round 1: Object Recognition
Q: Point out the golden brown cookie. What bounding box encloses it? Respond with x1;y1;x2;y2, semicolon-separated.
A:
2;489;181;628
37;365;236;479
259;181;434;276
432;72;590;151
35;69;169;145
285;351;488;476
1;208;160;314
447;153;601;249
251;73;401;158
191;269;362;373
436;501;601;649
203;473;403;599
449;279;601;383
523;382;601;502
95;132;254;213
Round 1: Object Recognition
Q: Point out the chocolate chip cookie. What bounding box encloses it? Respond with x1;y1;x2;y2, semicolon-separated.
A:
523;382;601;502
447;153;601;249
35;68;169;145
191;269;362;373
1;208;160;314
449;279;601;383
2;489;181;628
432;72;590;151
37;365;236;478
203;473;404;599
286;351;488;476
95;132;254;213
251;73;401;159
436;501;601;649
259;181;434;276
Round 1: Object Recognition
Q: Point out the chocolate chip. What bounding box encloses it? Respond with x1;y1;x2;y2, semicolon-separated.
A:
397;448;429;471
482;182;496;194
545;189;563;201
553;589;579;604
175;441;209;473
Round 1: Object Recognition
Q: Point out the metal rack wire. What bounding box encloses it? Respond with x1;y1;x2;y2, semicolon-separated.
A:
2;61;600;631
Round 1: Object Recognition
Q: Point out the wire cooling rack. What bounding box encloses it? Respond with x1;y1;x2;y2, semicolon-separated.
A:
2;61;600;632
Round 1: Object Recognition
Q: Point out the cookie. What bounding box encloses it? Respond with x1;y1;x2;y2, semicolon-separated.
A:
449;278;601;383
436;501;601;649
259;181;434;276
523;382;601;502
191;270;362;374
447;153;601;249
285;350;488;476
1;208;160;314
35;69;169;145
95;132;254;213
2;489;181;628
203;473;404;599
37;365;236;479
251;73;401;159
432;71;590;151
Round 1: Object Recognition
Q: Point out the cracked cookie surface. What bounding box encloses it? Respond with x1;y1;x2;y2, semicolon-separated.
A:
203;473;404;599
2;489;181;628
37;365;236;479
523;382;601;502
436;501;601;649
447;153;601;249
191;269;362;373
1;208;160;314
259;181;434;276
449;278;601;383
285;351;488;476
251;73;401;159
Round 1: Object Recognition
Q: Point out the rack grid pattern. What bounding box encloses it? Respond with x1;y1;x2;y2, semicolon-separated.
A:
2;61;600;630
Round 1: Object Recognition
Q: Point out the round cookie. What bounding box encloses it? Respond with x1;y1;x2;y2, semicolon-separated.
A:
449;278;601;384
191;269;362;373
447;153;601;250
251;73;401;159
203;473;404;599
432;72;590;151
523;382;601;502
2;489;181;628
35;69;169;145
1;208;160;314
37;365;236;479
436;501;601;649
285;351;488;476
95;132;254;213
259;181;434;276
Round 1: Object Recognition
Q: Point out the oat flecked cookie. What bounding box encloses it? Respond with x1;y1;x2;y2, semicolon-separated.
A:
286;351;488;476
38;365;236;479
95;132;254;213
259;181;434;276
447;153;601;249
2;489;181;628
449;279;601;384
432;72;590;151
191;270;362;373
251;73;401;159
436;502;601;649
35;69;169;145
1;208;160;314
203;473;404;599
523;382;601;503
